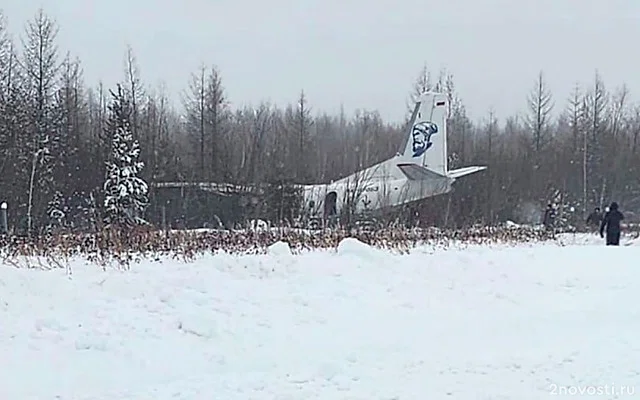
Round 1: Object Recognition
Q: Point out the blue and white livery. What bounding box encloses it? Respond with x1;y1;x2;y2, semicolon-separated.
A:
301;91;487;218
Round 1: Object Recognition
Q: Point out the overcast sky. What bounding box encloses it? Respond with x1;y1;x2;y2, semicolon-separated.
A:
2;0;639;124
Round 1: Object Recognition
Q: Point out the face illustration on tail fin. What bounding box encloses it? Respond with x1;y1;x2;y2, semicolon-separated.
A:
411;121;438;157
399;92;448;174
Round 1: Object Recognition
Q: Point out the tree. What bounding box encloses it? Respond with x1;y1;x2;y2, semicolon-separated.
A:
8;6;640;231
55;54;86;192
526;70;554;153
244;102;273;183
293;89;312;182
204;65;227;180
566;83;583;157
483;109;498;222
183;64;228;181
21;9;61;234
406;64;454;119
103;84;149;228
340;165;377;229
406;63;432;118
0;10;11;96
605;85;629;200
123;45;144;140
0;11;15;175
582;70;608;207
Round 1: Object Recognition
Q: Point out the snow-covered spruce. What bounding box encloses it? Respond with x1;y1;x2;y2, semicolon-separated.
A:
102;84;149;228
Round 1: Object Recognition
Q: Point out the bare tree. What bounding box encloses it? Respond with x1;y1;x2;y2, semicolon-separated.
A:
406;63;432;120
20;8;60;233
56;53;86;192
6;7;640;231
292;89;312;182
204;65;227;181
245;103;273;183
340;165;377;229
123;45;144;140
566;83;583;153
526;70;554;153
484;109;498;222
183;64;207;179
582;70;608;207
606;84;630;200
0;10;11;96
629;106;640;156
0;13;18;179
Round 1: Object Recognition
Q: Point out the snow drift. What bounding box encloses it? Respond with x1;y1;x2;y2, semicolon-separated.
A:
1;238;639;399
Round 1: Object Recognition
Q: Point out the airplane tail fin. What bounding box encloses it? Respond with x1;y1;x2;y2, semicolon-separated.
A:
399;92;448;175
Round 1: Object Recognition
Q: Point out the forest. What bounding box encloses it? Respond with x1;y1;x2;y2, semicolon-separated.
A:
1;9;639;235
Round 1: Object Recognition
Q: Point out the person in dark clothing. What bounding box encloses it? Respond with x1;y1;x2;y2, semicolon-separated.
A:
600;202;624;245
586;207;603;231
543;204;556;231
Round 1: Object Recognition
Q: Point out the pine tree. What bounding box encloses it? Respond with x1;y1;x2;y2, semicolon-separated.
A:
103;84;149;228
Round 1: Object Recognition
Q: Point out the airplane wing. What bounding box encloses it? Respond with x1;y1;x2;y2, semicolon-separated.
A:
396;163;447;181
152;182;258;195
446;166;487;179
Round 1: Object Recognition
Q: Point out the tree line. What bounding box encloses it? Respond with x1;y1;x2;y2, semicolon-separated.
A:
1;9;638;233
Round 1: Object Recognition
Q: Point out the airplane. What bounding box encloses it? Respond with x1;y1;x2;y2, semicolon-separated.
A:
153;91;486;225
300;91;487;220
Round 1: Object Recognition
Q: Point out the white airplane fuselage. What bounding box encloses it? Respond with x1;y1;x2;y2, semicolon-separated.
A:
301;157;454;217
299;91;486;219
152;91;486;223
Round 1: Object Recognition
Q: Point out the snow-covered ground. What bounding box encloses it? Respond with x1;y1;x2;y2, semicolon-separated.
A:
1;234;639;399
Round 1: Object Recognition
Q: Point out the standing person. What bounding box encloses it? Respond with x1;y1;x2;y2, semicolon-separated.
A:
543;204;556;231
600;202;624;246
585;207;603;231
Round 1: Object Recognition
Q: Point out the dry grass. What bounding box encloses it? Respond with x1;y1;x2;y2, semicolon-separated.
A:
0;223;558;269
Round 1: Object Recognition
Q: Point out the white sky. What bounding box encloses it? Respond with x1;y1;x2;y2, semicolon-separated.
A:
3;0;640;124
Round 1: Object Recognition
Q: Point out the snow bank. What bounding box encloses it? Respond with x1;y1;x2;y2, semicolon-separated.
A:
267;240;292;257
336;237;375;257
625;237;640;246
1;243;640;399
556;232;639;246
336;237;394;266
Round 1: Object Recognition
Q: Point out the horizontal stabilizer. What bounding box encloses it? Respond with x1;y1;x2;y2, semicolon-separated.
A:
397;163;446;181
447;166;487;179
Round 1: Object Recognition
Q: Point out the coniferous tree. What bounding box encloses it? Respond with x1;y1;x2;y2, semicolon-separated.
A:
7;7;640;230
21;9;61;234
103;84;149;228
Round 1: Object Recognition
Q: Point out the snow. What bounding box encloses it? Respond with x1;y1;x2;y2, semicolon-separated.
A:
266;240;293;257
1;236;640;399
103;89;149;227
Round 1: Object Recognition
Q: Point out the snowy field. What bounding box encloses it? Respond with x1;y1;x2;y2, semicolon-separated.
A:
1;233;640;399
